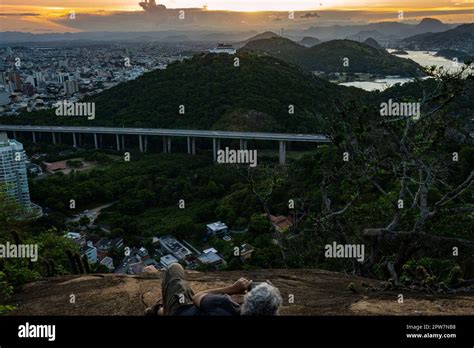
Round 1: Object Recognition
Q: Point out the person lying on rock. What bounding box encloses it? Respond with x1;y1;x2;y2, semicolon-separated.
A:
144;263;282;316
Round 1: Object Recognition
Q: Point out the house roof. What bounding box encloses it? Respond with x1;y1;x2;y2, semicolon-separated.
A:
206;221;228;232
100;256;113;265
97;250;109;262
44;161;67;172
269;215;294;230
240;244;255;254
81;243;96;253
128;261;145;274
197;252;223;265
143;259;157;266
203;248;218;254
159;235;192;260
95;238;111;250
160;254;179;267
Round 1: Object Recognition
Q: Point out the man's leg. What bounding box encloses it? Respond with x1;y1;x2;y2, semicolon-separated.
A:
162;263;195;315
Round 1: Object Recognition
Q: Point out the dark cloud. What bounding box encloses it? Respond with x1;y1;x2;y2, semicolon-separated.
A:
0;13;40;17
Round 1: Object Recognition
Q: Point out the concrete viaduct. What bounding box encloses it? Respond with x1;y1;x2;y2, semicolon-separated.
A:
0;125;330;165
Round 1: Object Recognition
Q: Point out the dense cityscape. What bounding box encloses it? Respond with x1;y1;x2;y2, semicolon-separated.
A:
0;43;197;116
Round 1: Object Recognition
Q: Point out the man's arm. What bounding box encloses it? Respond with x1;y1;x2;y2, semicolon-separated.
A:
192;277;252;308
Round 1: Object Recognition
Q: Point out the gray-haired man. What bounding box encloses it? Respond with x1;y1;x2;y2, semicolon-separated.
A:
145;263;282;316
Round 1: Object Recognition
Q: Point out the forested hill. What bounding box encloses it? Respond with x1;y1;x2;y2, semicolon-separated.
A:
241;37;423;77
1;53;369;134
402;23;474;52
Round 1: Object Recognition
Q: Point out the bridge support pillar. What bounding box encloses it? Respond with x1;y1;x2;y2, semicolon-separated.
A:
13;131;16;139
167;136;171;153
116;134;120;151
162;137;167;153
52;132;56;145
121;135;125;150
94;133;98;149
187;136;195;155
213;138;216;161
138;134;143;152
72;133;77;148
32;132;36;143
279;141;286;165
213;138;221;162
240;139;247;150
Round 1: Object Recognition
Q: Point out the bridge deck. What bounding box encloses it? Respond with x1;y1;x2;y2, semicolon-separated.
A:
0;125;330;143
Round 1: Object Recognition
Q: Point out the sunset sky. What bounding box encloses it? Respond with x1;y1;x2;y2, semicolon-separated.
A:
1;0;473;32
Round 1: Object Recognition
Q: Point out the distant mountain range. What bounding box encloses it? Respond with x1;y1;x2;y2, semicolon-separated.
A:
0;18;461;45
298;18;453;42
241;36;422;76
234;31;280;48
401;24;474;53
0;30;258;44
363;38;382;49
299;37;322;47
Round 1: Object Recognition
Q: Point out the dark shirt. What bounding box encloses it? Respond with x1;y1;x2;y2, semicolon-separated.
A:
174;294;240;316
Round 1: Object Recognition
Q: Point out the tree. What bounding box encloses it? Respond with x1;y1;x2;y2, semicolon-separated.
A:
248;213;271;237
73;253;85;274
65;250;78;274
315;65;474;282
82;255;91;274
79;215;91;227
244;165;289;265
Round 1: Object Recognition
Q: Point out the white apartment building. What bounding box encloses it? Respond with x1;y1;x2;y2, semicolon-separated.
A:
0;132;33;212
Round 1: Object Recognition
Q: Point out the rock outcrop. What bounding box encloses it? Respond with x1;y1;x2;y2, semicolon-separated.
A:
3;269;473;316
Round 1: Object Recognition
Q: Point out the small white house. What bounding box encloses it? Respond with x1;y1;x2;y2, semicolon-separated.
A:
206;222;228;236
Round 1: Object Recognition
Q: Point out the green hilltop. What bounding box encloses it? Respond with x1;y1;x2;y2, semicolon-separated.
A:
2;53;368;134
242;37;423;76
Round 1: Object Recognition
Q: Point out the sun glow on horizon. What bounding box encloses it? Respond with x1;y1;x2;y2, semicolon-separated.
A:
2;0;474;12
0;1;472;32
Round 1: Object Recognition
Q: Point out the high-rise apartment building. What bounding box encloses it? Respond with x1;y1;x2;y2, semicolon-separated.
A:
0;132;41;218
64;79;79;95
7;72;22;92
